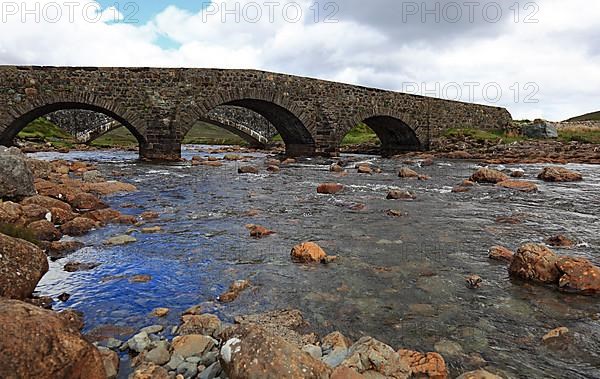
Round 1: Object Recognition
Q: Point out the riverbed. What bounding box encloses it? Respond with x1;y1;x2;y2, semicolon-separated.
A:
31;146;600;378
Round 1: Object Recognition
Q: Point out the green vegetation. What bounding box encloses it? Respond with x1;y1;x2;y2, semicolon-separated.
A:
92;122;248;148
557;126;600;144
91;127;137;148
443;128;526;143
566;111;600;122
183;122;246;145
17;118;75;148
0;223;39;246
341;123;380;146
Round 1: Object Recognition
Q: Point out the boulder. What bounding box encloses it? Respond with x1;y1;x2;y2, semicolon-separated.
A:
0;233;48;300
488;246;514;263
0;146;35;200
0;299;106;379
61;217;99;236
387;190;416;200
21;195;72;212
357;165;373;174
172;335;215;359
322;332;353;352
220;325;332;379
470;168;509;184
291;242;328;263
83;208;123;225
340;337;411;379
21;203;50;224
67;192;107;211
98;346;119;379
238;165;259;174
179;313;222;337
41;240;85;261
82;170;105;183
0;201;24;225
508;244;560;284
330;163;345;173
522;119;558;139
398;349;448;379
317;183;344;194
556;257;600;295
538;167;583;182
545;235;575;248
50;207;78;225
27;219;62;241
497;180;538;193
398;167;419;178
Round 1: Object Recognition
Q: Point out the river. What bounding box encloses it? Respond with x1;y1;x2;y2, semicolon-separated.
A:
30;146;600;378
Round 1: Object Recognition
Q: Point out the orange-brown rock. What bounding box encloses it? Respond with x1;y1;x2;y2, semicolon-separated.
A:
84;181;137;196
41;240;85;260
130;363;169;379
340;337;411;378
140;211;160;220
0;299;106;379
67;192;107;211
219;279;251;303
220;325;332;379
20;204;50;224
27;220;62;241
497;180;538;192
50;206;77;225
398;349;448;379
0;233;48;300
331;367;365;379
61;217;100;236
398;167;419;178
83;208;123;225
508;244;560;284
538;167;583;182
179;313;222;337
291;242;328;263
546;235;575;248
246;224;275;238
470;168;509;184
21;195;72;212
0;201;24;225
387;190;416;200
317;183;344;194
556;257;600;295
488;246;514;263
357;165;373;174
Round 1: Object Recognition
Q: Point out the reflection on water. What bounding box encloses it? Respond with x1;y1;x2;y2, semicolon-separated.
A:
32;147;600;378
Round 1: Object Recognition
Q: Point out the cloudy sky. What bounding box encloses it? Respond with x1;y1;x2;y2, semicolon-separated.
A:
1;0;599;120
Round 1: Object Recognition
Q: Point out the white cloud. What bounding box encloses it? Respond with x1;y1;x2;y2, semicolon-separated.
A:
0;0;599;120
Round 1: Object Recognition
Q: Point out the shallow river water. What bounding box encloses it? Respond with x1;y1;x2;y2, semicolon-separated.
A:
31;146;600;378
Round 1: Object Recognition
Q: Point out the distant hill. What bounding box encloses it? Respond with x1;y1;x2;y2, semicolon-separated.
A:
566;111;600;122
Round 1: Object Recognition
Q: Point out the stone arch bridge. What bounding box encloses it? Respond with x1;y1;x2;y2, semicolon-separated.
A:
0;66;512;160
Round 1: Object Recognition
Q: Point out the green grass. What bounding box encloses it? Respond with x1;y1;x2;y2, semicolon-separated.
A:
341;123;380;146
17;118;75;148
566;111;600;122
557;128;600;144
92;122;248;148
443;128;526;144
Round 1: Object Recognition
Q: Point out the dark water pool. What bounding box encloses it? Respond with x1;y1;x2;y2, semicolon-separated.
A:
31;147;600;378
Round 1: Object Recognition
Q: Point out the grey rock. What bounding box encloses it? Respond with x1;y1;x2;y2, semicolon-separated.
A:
522;119;558;139
82;170;105;183
166;353;185;371
176;361;198;378
141;325;164;335
321;347;348;368
185;356;202;364
199;361;222;379
200;351;219;366
0;146;35;200
145;345;171;366
105;337;122;349
302;344;322;359
126;331;151;353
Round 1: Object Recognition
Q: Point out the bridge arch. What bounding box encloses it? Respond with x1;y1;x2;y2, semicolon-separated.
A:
0;97;147;148
183;90;316;156
340;110;425;157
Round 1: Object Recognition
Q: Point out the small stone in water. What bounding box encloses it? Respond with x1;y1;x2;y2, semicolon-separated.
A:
140;325;164;334
151;307;170;317
104;235;137;246
542;327;569;342
130;274;152;283
466;275;483;289
58;292;70;302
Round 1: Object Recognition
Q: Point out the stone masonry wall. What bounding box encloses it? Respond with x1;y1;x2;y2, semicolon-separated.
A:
0;66;513;159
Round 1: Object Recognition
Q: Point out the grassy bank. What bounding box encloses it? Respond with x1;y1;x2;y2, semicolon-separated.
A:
444;126;600;144
17;118;76;148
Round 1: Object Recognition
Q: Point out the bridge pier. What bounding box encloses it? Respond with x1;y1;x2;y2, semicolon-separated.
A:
139;141;182;162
